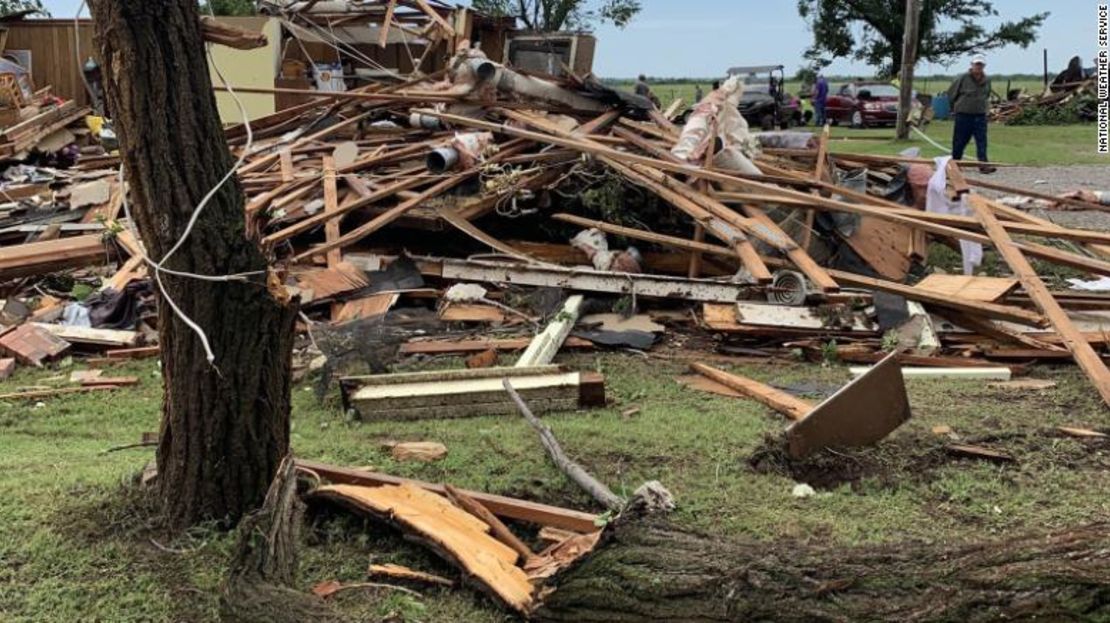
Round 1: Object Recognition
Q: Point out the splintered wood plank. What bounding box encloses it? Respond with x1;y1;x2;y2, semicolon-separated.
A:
378;0;398;47
916;274;1020;303
368;563;453;587
439;303;511;323
312;483;532;612
292;261;369;301
333;292;398;323
296;460;599;533
690;363;812;421
322;155;342;269
676;374;743;398
400;337;593;355
32;323;140;348
278;149;294;182
965;193;1110;406
843;217;914;281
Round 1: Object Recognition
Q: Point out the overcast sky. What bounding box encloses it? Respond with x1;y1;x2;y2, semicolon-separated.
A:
40;0;1096;78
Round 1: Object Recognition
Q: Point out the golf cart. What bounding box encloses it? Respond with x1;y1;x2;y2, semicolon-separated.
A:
725;64;804;131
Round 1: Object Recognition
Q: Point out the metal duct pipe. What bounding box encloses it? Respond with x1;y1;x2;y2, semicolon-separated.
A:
427;147;460;173
466;58;607;112
409;113;443;130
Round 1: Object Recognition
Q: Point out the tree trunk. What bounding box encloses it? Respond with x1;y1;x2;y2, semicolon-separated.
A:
536;518;1110;622
88;0;298;529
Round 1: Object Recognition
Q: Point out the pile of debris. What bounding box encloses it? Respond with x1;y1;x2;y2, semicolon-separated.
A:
1;38;1108;404
1;8;1108;616
991;56;1101;124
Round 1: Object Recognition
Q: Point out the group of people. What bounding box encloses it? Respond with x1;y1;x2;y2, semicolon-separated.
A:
634;54;998;173
809;56;996;173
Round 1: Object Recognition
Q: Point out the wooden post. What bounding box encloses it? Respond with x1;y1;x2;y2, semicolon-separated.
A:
965;194;1110;406
896;0;921;140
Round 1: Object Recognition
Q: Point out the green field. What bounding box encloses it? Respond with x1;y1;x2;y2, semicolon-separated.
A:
1;352;1107;621
828;121;1106;166
635;78;1052;111
605;78;1104;166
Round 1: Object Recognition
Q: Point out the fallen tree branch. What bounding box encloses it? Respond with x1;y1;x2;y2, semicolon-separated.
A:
535;518;1110;622
503;378;624;512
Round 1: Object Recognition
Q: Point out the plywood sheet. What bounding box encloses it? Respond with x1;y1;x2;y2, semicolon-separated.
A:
915;274;1020;303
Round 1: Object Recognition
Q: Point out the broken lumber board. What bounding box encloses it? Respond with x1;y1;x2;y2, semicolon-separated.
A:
438;257;760;304
734;302;874;332
367;564;453;587
290;141;531;262
295;460;599;533
31;324;140;348
333;292;398;323
400;337;593;355
105;346;160;359
322;155;342;270
702;303;878;336
291;261;369;302
445;484;534;562
0;234;108;280
501;109;771;283
915;274;1020;303
311;483;532;613
82;376;140;387
417;108;1104;275
0;385;118;401
786;352;911;459
543;215;1045;326
440;303;516;323
342;366;605;421
965;193;1110;406
516;295;584;367
0;324;70;367
690;363;812;421
849;366;1012;381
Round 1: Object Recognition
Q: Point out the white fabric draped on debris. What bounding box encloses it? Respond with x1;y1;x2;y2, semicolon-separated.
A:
671;76;761;175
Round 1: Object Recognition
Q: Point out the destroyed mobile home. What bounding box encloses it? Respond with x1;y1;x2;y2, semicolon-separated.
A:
0;1;1108;618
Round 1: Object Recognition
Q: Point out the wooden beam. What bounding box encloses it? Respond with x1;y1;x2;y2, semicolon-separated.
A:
322;155;342;269
291;141;530;262
295;459;599;532
690;363;812;421
965;194;1110;406
378;0;397;47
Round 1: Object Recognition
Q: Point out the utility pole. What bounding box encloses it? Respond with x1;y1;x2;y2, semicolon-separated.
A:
896;0;922;140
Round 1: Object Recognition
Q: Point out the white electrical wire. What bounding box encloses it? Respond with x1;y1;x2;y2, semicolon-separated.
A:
74;1;262;367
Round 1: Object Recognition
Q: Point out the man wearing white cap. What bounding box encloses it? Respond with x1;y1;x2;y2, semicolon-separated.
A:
946;55;996;174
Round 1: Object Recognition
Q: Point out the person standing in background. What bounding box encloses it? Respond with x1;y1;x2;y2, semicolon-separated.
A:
634;74;660;108
947;56;997;174
694;84;704;102
812;73;829;127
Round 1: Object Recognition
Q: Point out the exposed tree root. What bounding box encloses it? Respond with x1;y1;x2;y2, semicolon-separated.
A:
220;457;340;623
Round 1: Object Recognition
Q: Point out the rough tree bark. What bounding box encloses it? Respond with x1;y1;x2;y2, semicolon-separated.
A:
87;0;298;529
221;457;338;623
536;517;1110;622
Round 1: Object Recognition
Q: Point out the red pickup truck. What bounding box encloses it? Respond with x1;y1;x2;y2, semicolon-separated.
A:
825;82;900;128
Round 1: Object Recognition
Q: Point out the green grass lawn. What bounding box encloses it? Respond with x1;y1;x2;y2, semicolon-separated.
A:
1;351;1107;621
827;121;1107;166
617;80;1104;166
